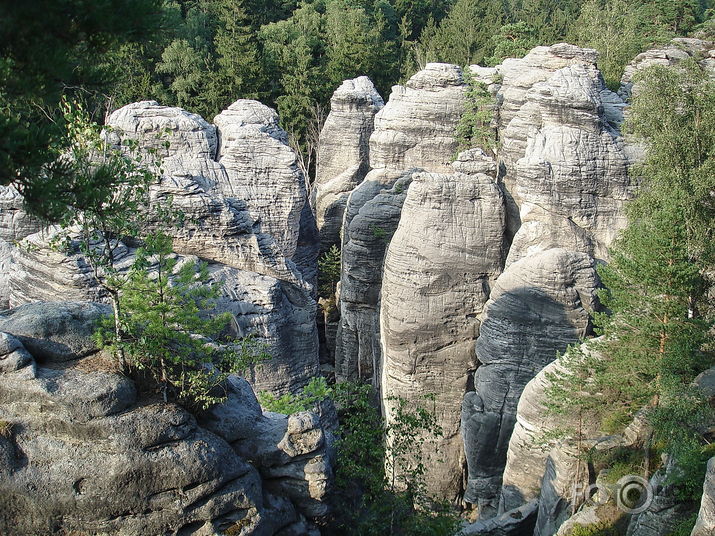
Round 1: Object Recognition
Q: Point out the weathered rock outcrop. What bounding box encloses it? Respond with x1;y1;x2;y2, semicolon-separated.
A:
3;99;320;395
334;169;413;385
314;77;384;252
459;501;538;536
498;47;631;264
462;249;599;514
380;165;506;499
332;63;470;392
369;63;465;173
499;351;592;515
0;302;330;535
692;457;715;536
619;38;715;101
623;459;692;536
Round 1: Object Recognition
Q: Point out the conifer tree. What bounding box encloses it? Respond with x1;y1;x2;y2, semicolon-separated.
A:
545;60;715;497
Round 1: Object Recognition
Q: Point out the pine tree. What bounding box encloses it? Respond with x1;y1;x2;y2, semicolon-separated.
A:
102;232;267;409
546;60;715;497
210;0;265;110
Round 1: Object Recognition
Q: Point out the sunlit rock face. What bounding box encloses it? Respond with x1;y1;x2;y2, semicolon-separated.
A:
314;76;384;253
380;166;506;500
320;45;633;505
2;99;320;395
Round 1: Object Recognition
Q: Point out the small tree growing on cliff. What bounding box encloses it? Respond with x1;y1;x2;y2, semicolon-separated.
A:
97;232;268;409
544;61;715;498
455;69;497;156
50;98;162;368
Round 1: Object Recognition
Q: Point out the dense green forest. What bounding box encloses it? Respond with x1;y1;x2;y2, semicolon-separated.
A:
1;1;714;534
3;0;713;205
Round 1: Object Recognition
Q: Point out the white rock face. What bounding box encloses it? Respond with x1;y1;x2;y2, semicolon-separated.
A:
462;249;599;514
693;457;715;536
314;77;384;252
214;100;308;260
380;168;506;499
499;343;606;534
4;100;319;395
369;63;465;173
504;63;631;265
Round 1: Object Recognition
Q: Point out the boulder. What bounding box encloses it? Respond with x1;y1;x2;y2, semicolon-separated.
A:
692;457;715;536
0;304;331;535
619;38;715;101
0;301;111;362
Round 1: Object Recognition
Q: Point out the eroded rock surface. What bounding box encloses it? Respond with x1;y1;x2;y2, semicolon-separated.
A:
463;249;599;514
3;99;319;395
0;304;330;535
380;167;506;500
369;63;465;173
334;169;413;385
314;77;384;252
498;48;631;263
693;457;715;536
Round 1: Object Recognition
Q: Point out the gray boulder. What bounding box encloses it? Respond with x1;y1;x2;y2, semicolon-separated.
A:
692;457;715;536
0;301;111;362
0;303;330;535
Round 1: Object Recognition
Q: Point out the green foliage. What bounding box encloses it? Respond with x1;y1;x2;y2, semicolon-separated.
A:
327;383;459;536
258;376;332;413
483;21;538;67
565;521;619;536
369;224;388;240
97;232;268;409
0;0;163;216
455;69;497;154
568;0;713;90
318;244;342;299
667;512;699;536
0;420;12;438
544;60;715;503
260;378;458;535
44;100;163;371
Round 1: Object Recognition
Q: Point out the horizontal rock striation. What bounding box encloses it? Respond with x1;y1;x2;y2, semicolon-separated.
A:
334;169;413;385
0;302;330;535
462;249;599;515
369;63;465;173
3;99;319;395
314;77;384;253
380;165;506;500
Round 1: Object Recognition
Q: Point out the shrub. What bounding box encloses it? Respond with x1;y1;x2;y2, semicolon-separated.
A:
318;244;341;299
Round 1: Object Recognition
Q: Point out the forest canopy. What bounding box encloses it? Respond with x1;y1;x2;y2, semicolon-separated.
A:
3;0;713;214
